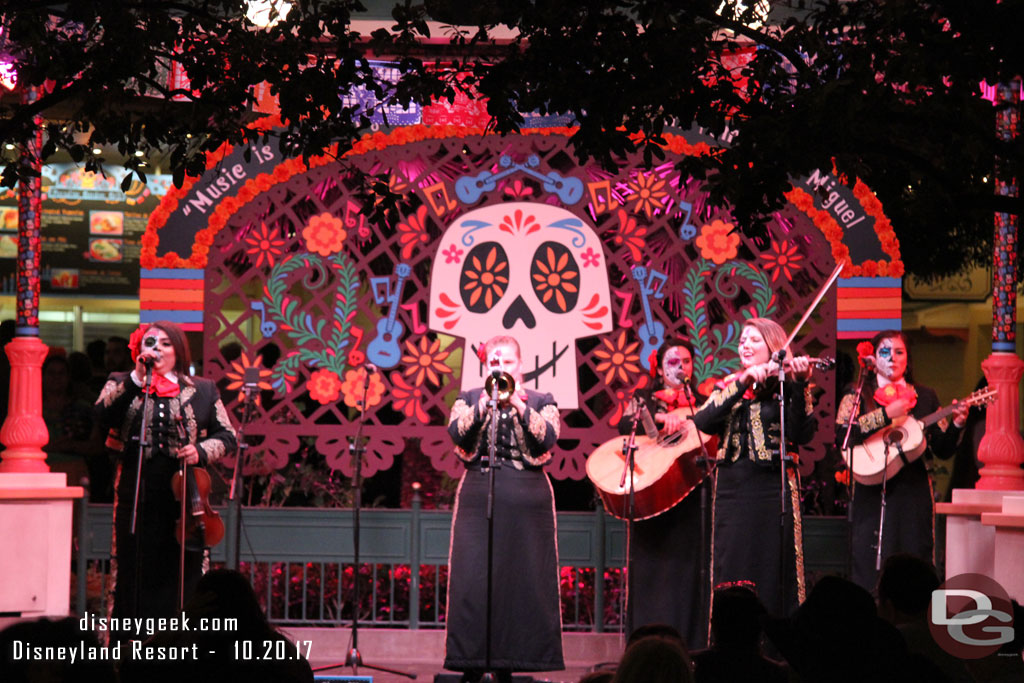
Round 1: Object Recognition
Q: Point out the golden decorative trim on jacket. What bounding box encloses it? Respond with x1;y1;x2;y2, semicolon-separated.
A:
858;408;888;434
450;397;477;436
98;379;125;408
199;437;227;463
803;384;815;416
749;401;772;462
708;379;743;407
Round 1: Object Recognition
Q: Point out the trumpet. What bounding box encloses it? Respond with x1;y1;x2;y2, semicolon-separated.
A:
485;371;517;403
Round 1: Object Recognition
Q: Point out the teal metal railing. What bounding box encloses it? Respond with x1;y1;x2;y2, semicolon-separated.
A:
75;490;848;631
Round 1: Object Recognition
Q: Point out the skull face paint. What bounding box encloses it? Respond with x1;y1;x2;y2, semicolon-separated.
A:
429;202;612;408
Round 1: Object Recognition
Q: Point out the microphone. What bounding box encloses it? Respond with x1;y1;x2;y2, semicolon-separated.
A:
364;363;378;374
637;400;659;440
860;355;876;369
140;336;161;367
490;368;503;379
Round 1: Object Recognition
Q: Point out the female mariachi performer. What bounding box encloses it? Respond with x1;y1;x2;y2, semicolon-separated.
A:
95;321;236;628
619;338;711;649
692;318;817;616
444;335;564;683
836;330;966;592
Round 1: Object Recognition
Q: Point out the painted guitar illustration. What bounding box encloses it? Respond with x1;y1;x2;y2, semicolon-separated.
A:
630;265;668;368
846;386;998;485
366;262;411;368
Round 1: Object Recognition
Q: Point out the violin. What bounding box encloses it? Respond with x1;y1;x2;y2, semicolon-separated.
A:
750;356;835;396
170;417;224;550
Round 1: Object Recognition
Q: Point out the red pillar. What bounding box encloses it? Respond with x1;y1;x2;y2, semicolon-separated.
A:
0;87;49;473
977;79;1024;490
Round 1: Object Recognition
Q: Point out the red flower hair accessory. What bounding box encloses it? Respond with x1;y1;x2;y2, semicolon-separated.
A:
475;343;487;363
127;325;153;362
648;349;659;378
856;341;875;368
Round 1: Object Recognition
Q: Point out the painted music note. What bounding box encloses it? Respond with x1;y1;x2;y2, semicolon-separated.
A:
612;289;634;328
347;326;366;366
366;262;411;368
423;181;458;218
401;301;427;334
630;266;668;368
250;301;278;337
587;180;619;216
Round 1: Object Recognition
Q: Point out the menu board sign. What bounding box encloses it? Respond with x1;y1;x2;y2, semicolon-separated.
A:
0;164;172;296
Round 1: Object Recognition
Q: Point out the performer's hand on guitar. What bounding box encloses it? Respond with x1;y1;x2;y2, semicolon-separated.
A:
177;444;200;466
885;397;912;420
656;409;690;435
952;399;969;428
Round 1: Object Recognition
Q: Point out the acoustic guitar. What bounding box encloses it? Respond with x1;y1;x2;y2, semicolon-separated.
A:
845;386;997;485
587;407;717;521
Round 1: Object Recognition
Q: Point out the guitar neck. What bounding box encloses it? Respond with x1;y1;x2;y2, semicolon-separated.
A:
919;406;953;429
384;278;406;326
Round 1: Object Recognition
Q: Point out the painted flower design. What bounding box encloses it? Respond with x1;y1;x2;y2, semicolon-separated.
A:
398;205;431;259
244;222;287;268
611;209;647;261
593;330;642;384
463;245;509;309
696;219;740;265
224;352;274;403
307;368;343;405
626;171;668;219
532;245;580;312
580;247;602;268
401;336;453;387
499;208;540;235
340;367;386;410
303;213;347;256
503;179;534;198
390;371;429;423
759;239;803;282
442;244;464;264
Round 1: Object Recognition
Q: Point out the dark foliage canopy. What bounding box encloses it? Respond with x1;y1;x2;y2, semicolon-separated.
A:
0;0;1020;280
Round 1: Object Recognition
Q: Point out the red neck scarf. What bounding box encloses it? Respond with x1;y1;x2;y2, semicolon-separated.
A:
146;373;181;398
654;387;696;411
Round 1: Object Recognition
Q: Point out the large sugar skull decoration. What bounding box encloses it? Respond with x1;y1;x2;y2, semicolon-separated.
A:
429;202;612;408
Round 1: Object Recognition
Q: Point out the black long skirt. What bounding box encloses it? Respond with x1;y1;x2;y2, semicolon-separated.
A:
713;459;798;617
628;482;711;650
111;456;202;630
444;466;564;673
851;459;934;593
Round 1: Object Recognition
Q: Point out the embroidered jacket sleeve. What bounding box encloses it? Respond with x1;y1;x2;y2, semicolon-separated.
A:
192;379;237;466
95;372;141;431
787;380;818;446
692;379;747;435
448;389;487;463
834;392;890;447
519;392;560;465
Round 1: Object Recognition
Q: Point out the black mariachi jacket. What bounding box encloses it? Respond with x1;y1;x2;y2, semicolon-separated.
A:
447;387;559;470
692;376;817;466
95;371;237;467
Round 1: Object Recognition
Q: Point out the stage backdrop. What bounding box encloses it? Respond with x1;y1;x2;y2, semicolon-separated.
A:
142;123;904;481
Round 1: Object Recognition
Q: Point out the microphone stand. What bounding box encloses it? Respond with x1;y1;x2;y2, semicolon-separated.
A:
840;364;870;578
773;349;791;616
129;362;155;621
479;373;504;683
681;377;714;647
620;397;642;640
315;367;413;679
227;381;258;571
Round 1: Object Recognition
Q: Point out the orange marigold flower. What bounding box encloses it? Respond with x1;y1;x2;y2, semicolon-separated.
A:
696;219;740;265
340;367;386;410
308;368;343;405
390;371;429;423
593;330;642;385
401;336;453;387
303;212;347;256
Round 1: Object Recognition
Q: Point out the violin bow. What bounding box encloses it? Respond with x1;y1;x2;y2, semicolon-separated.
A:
780;263;844;354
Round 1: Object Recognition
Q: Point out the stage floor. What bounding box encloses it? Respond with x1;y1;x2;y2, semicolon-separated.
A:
285;627;624;683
